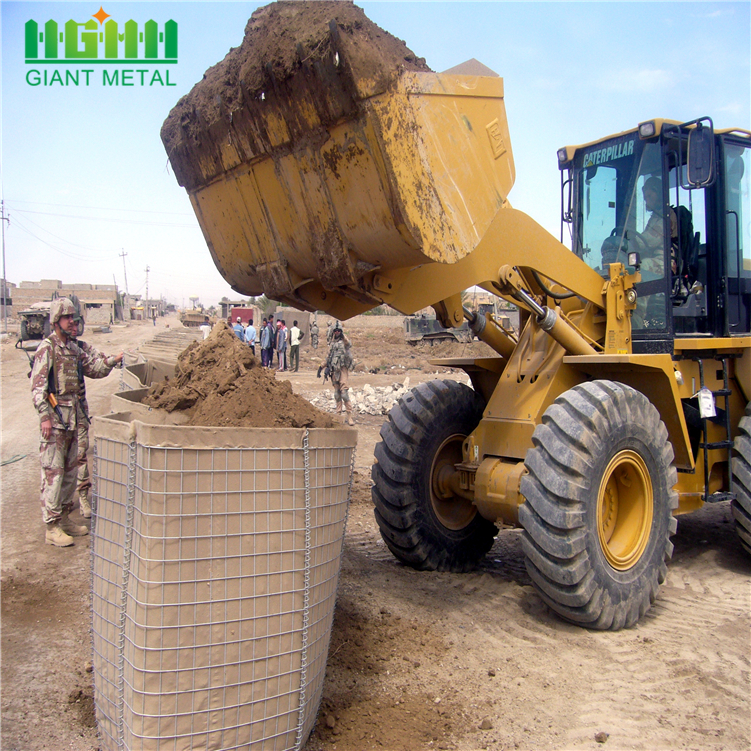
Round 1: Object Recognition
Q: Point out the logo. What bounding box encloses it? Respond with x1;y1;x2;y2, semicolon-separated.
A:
25;6;177;87
583;139;635;169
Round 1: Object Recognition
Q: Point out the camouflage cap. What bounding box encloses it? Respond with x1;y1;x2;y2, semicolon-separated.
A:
50;297;77;325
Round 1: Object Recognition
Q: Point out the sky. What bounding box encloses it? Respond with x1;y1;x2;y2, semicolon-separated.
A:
1;1;749;309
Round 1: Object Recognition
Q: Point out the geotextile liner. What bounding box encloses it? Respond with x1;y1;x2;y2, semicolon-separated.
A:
90;411;356;751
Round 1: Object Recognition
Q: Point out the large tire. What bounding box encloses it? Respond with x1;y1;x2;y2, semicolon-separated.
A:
731;405;751;555
372;379;497;572
519;380;678;630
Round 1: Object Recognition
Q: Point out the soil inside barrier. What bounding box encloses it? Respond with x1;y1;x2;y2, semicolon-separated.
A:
143;324;335;428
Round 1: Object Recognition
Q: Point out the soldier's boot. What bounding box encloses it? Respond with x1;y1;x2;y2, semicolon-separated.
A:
78;490;92;519
345;404;355;426
46;522;74;547
59;512;89;537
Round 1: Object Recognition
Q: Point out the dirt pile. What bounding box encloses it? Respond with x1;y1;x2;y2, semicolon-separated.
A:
143;324;335;429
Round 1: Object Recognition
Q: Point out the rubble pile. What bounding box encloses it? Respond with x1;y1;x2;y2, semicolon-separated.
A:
307;379;412;416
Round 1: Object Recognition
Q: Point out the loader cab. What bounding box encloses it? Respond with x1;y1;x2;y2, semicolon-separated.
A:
562;118;751;351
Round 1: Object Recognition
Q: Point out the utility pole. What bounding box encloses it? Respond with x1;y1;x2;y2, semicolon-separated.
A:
1;201;9;334
145;265;150;320
120;250;129;320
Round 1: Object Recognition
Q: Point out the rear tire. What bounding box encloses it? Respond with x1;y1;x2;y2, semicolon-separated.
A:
372;379;497;572
519;380;678;630
732;405;751;555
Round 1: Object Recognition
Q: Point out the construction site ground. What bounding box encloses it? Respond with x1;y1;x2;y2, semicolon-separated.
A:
1;314;749;751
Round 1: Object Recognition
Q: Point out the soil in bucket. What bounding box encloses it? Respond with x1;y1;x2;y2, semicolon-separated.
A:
160;0;431;151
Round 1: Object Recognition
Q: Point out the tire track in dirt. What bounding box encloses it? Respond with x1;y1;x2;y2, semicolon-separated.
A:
344;498;751;751
559;530;750;751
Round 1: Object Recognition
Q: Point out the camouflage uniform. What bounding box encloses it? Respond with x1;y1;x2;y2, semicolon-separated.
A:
31;332;119;525
326;332;354;423
310;321;319;350
71;339;104;512
633;208;677;330
639;207;677;277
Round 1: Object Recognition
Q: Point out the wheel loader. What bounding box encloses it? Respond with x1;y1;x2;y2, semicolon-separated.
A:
161;4;751;629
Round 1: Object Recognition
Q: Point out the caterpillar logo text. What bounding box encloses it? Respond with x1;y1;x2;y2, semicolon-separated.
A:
583;139;635;168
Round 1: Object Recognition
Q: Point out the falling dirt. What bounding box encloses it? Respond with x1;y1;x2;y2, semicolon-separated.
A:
143;324;335;428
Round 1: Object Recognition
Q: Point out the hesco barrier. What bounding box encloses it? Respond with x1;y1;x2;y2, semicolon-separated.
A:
90;412;357;751
121;359;176;391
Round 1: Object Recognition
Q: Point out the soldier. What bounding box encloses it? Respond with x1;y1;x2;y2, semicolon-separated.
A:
31;298;124;547
69;306;127;519
325;324;355;425
310;317;319;350
69;332;101;519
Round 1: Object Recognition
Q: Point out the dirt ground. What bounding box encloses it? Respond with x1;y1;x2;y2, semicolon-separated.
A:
1;314;749;751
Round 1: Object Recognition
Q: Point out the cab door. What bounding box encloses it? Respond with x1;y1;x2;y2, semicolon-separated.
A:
723;137;751;335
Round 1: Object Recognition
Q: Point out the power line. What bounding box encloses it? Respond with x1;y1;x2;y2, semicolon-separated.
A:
10;216;116;262
2;201;9;334
5;199;194;218
11;210;114;254
11;207;197;229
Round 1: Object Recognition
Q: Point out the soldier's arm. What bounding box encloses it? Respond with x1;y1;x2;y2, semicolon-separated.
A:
30;342;54;429
78;340;124;379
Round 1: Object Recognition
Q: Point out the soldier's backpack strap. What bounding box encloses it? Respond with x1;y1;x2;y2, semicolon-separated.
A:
76;340;87;397
47;337;58;396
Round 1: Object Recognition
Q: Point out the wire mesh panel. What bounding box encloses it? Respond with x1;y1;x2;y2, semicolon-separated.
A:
91;413;356;751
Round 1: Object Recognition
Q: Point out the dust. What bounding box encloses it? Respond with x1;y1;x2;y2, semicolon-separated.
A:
143;324;334;428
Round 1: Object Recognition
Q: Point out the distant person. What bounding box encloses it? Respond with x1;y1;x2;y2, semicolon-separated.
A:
267;315;276;367
199;316;211;340
276;319;287;371
282;320;289;370
260;317;272;366
244;318;257;355
289;320;303;372
310;318;319;350
233;316;245;340
31;298;124;547
326;320;335;344
325;324;354;425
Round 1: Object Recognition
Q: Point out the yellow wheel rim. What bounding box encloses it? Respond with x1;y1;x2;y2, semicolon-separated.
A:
430;433;476;531
597;450;653;570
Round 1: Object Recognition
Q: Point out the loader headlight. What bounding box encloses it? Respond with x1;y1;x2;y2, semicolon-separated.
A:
628;251;641;269
557;147;569;165
638;120;657;139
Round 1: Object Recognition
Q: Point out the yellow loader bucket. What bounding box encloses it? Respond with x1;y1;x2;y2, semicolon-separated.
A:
163;7;514;309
